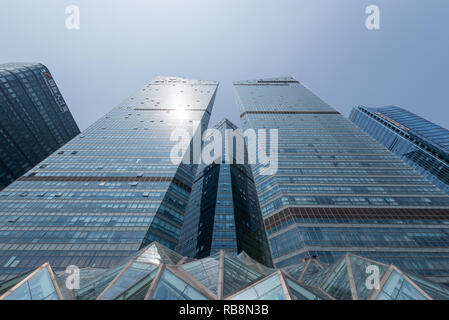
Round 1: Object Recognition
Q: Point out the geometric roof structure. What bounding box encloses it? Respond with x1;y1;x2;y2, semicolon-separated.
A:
286;253;449;300
0;262;63;300
1;243;448;300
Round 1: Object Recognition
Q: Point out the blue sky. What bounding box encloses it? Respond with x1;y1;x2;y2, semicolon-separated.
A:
1;0;448;131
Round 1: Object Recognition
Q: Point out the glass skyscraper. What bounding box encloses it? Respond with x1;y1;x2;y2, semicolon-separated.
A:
350;106;449;195
233;77;449;285
0;76;218;281
177;119;272;267
0;63;80;190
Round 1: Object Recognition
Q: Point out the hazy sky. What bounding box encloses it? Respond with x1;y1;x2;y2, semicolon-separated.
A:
1;0;448;131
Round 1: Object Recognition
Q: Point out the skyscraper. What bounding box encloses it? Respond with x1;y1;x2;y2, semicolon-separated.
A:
350;106;449;195
233;77;449;285
0;63;80;190
0;76;218;281
177;119;273;267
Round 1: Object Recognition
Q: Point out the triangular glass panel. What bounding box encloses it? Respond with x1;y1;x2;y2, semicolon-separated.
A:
349;255;388;300
230;273;286;300
156;243;184;265
181;257;220;295
56;267;107;300
300;260;326;283
405;272;449;300
284;276;325;300
237;252;275;276
101;262;158;300
152;269;209;300
72;262;128;300
137;243;171;265
320;257;352;300
114;268;159;300
0;270;34;297
2;266;59;300
285;262;308;280
222;253;265;298
376;270;428;300
2;281;32;300
300;256;346;291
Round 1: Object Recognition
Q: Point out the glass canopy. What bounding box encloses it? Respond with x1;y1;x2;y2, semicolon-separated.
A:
1;242;448;300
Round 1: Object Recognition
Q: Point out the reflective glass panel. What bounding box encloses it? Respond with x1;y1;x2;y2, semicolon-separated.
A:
102;262;157;300
152;270;208;300
230;274;286;300
376;270;427;300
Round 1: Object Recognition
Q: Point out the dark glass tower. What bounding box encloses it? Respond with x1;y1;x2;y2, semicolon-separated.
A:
233;77;449;285
0;63;80;190
0;76;218;281
177;119;273;267
350;106;449;195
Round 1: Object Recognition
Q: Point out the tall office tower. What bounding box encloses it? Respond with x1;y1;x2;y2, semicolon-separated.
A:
0;63;80;190
233;77;449;285
177;119;273;267
350;106;449;195
0;76;218;281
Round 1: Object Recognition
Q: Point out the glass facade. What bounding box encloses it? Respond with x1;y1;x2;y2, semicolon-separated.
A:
2;241;448;300
0;63;80;190
350;106;449;195
284;253;449;300
0;76;218;281
233;77;449;286
177;119;272;267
